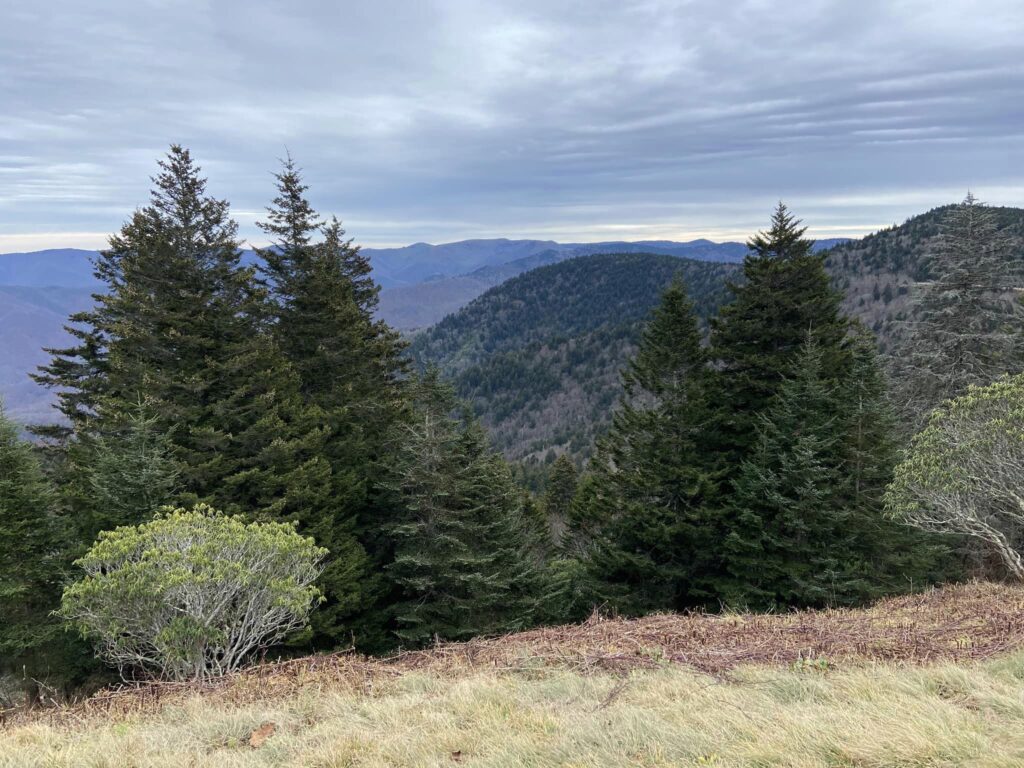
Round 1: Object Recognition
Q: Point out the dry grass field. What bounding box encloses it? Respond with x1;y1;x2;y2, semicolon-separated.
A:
4;582;1024;767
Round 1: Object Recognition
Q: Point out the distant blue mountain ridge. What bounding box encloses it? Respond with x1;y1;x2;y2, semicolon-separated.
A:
0;237;848;289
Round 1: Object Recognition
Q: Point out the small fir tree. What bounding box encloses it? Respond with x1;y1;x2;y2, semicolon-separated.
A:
541;454;578;546
584;277;716;612
383;371;542;644
66;400;181;542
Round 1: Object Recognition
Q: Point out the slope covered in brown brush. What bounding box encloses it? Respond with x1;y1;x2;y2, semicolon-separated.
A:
52;581;1024;723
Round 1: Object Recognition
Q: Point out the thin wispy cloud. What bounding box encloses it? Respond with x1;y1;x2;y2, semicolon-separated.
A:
1;0;1022;251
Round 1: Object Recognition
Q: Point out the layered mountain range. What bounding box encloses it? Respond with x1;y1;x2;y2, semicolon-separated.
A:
5;206;1022;461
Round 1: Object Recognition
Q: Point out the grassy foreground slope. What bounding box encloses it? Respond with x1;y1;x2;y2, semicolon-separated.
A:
5;584;1024;767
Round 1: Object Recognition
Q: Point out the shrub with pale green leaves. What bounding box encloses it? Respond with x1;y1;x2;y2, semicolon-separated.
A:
886;374;1024;579
59;504;327;682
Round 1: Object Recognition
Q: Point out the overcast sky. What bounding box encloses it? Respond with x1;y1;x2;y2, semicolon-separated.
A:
2;0;1022;252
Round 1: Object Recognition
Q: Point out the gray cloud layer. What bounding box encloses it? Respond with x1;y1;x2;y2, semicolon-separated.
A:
2;0;1022;250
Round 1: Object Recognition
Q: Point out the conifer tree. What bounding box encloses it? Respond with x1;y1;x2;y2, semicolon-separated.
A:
36;145;248;451
383;371;541;644
255;157;405;424
718;336;854;607
719;334;948;608
895;194;1024;427
0;404;73;695
843;325;899;511
65;401;180;543
584;277;716;612
254;157;408;646
541;454;578;546
36;148;307;513
840;325;956;591
709;203;850;464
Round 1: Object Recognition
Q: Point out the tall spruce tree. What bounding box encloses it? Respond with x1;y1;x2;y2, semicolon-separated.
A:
383;371;542;644
36;146;250;442
255;157;405;425
895;194;1024;427
709;203;850;465
583;277;716;613
254;157;408;647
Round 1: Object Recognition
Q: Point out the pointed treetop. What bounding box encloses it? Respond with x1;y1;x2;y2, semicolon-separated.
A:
746;201;814;261
259;153;322;251
141;144;239;258
624;273;705;399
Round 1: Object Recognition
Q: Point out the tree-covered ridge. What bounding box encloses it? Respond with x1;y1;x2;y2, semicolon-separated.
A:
409;253;737;465
408;205;1024;469
823;204;1024;352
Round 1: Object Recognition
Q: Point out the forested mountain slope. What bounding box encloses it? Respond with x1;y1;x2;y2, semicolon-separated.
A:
0;239;752;420
378;240;755;330
412;206;1024;468
824;204;1024;352
409;253;738;463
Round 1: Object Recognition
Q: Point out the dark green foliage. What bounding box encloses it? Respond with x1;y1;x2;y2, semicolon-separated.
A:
36;145;252;447
411;253;737;463
718;336;849;607
713;333;942;608
383;371;544;644
840;326;957;589
570;207;952;615
703;206;949;607
0;404;77;696
713;331;950;609
254;158;408;648
582;278;717;612
541;454;578;547
65;401;180;543
710;203;851;464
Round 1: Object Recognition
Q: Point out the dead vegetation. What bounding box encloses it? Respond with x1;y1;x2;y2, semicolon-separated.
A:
14;581;1024;726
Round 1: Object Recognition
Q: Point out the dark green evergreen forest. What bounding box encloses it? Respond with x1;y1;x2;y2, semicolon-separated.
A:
409;253;737;472
2;147;1023;705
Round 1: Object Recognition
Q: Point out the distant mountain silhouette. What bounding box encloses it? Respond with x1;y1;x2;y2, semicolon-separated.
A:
0;286;95;423
0;249;100;288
